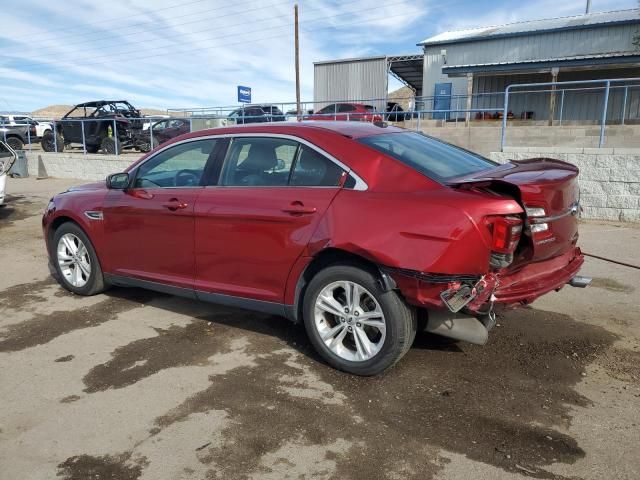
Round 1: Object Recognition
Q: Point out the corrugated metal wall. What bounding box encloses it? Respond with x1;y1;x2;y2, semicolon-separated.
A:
314;57;388;112
423;22;640;121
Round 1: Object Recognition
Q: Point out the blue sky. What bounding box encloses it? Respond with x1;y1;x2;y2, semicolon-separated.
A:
1;0;638;112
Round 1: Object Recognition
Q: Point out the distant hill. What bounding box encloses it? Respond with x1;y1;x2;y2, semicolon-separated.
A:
388;86;414;110
31;105;169;118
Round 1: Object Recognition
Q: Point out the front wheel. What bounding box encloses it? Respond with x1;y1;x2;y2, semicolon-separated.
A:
303;264;416;376
52;222;106;296
6;137;24;151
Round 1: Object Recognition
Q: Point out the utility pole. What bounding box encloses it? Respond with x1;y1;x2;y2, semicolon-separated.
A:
294;4;301;120
585;0;591;14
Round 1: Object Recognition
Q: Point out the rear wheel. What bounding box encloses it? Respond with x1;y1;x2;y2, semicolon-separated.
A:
52;222;106;296
303;264;416;376
41;132;64;152
100;136;122;154
86;144;100;154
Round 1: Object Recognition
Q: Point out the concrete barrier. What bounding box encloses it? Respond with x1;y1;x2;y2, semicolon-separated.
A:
491;147;640;222
22;148;639;222
25;152;140;181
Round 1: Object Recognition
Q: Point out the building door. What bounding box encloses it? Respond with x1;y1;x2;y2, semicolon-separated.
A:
433;83;452;120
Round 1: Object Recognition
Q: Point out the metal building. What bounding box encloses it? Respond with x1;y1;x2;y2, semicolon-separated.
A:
313;55;423;111
419;8;640;122
314;8;640;122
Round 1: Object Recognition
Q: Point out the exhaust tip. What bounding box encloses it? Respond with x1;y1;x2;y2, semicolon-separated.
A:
568;275;592;288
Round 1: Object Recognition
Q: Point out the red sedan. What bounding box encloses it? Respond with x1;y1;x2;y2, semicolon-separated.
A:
42;122;589;375
305;103;383;122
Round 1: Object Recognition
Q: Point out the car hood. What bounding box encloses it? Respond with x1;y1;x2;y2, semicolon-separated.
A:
66;181;107;192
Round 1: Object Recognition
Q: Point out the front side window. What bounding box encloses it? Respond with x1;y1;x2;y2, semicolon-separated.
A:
219;137;346;188
358;132;497;182
134;139;217;188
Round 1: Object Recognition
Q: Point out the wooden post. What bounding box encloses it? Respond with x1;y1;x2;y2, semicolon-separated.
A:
294;4;301;120
465;73;473;127
549;68;559;126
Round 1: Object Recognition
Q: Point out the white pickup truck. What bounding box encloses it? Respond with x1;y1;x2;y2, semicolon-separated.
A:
0;142;17;206
0;115;52;139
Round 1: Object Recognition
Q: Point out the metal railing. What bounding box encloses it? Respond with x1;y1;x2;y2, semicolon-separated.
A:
4;77;639;155
501;78;640;150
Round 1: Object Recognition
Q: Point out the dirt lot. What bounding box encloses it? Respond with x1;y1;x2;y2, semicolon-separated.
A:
1;177;639;480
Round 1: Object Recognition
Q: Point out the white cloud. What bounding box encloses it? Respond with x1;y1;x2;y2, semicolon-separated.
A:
0;0;636;112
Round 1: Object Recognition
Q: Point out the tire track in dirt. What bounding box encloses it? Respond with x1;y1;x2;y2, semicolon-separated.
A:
73;303;626;479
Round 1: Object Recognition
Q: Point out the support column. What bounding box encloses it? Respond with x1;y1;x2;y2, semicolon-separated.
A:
465;73;473;127
548;67;559;126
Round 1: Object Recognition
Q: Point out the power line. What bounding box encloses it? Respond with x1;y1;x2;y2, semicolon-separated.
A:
10;0;418;71
25;0;214;43
20;0;294;54
16;0;368;60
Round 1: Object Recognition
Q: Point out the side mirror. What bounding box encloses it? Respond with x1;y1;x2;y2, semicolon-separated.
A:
0;141;17;175
106;172;130;189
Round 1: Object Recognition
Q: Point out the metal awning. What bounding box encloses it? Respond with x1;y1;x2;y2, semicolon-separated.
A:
442;51;640;76
387;54;423;94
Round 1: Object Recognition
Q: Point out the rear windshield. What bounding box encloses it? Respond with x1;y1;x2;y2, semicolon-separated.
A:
358;132;497;182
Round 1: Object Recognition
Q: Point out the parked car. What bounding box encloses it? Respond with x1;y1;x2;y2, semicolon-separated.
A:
305;103;383;122
0;141;17;206
41;100;147;154
147;118;191;149
42;122;589;375
227;105;286;124
385;102;408;122
0;121;37;151
0;114;52;139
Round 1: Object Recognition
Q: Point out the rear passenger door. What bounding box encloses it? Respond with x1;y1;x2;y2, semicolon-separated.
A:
193;135;349;303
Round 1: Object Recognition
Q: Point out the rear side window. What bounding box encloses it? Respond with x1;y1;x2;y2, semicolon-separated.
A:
219;137;346;187
220;137;298;186
290;146;344;187
358;132;497;182
338;104;356;113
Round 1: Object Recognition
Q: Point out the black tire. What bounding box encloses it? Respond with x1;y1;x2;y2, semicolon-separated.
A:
6;137;23;151
41;132;64;152
100;136;122;154
303;264;416;376
86;144;100;154
51;222;106;296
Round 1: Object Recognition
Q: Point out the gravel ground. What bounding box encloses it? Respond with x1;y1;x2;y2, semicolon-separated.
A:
1;177;639;480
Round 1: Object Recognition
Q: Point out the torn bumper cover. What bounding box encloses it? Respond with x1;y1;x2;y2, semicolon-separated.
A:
385;246;585;313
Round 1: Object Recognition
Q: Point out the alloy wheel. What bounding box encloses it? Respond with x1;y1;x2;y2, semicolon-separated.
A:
313;280;386;362
57;233;91;288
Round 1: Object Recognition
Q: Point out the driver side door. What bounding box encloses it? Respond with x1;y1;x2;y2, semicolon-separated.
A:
102;138;222;289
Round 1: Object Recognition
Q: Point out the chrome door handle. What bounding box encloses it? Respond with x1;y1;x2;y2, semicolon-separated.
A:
162;199;188;211
282;202;317;215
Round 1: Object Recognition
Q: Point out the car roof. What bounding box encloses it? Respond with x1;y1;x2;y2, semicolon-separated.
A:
193;121;406;139
74;100;133;107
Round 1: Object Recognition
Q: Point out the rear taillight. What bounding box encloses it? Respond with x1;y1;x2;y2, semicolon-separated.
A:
525;205;553;240
490;216;522;254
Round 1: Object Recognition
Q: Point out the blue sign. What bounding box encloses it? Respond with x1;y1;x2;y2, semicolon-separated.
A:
237;86;251;103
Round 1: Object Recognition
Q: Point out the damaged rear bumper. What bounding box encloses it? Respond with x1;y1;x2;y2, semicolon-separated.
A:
387;246;586;314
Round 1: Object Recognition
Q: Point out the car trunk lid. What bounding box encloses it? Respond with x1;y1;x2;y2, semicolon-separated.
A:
447;158;580;262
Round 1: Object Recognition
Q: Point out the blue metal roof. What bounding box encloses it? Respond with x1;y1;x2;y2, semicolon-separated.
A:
419;9;640;46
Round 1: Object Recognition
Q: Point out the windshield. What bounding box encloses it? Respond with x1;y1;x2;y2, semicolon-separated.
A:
358;132;497;182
